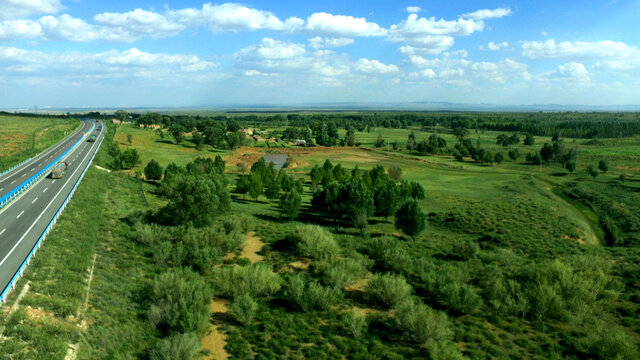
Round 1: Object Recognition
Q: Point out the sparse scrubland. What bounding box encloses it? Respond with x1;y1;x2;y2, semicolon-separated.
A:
1;111;639;359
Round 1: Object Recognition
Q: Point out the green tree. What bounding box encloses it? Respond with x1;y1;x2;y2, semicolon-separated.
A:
395;200;427;240
387;165;403;181
540;143;554;162
192;131;205;150
121;148;141;169
406;131;417;151
524;133;535;145
587;165;599;180
494;152;504;164
453;126;468;141
144;159;163;181
508;148;520;161
114;109;128;123
169;125;186;144
158;174;230;227
374;134;385;148
279;189;301;220
565;160;576;174
127;134;132;144
598;159;609;173
248;173;263;202
374;180;399;220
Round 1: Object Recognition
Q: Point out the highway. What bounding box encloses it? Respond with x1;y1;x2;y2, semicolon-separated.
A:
0;120;104;300
0;119;92;200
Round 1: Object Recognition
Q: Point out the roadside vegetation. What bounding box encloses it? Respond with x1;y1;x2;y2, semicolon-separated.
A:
0;113;80;172
1;111;639;359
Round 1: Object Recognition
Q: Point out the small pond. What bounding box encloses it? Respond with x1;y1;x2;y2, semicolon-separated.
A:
263;153;289;169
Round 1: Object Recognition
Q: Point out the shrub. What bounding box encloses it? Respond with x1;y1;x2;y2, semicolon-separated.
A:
365;273;412;308
316;257;367;288
387;165;403;182
283;273;343;312
148;268;213;335
231;294;259;326
341;311;368;338
395;200;427;240
440;283;482;314
222;214;255;234
289;224;340;261
451;240;479;260
144;159;163;181
212;263;281;298
394;298;456;349
148;333;201;360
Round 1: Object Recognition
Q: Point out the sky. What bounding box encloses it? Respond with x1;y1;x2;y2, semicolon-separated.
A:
0;0;639;109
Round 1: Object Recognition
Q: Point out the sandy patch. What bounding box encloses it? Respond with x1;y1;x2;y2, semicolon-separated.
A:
287;260;311;271
241;232;264;263
202;298;230;360
344;274;371;292
563;235;586;245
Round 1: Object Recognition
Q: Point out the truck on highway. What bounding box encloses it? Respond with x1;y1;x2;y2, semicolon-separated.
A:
50;161;68;179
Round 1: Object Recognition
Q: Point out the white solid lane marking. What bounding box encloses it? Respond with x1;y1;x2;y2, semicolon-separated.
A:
43;187;48;193
0;133;99;268
17;210;24;218
32;197;38;204
11;180;16;184
0;228;5;236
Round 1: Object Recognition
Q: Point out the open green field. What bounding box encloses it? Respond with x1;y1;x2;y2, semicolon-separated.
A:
0;114;81;172
2;119;639;359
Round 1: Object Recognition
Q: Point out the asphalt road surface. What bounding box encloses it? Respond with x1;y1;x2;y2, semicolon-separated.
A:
0;120;104;299
0;119;92;200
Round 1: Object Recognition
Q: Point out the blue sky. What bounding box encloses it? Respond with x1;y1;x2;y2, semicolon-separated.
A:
0;0;639;108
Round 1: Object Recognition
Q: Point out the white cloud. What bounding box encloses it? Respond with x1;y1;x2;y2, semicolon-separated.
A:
539;62;590;82
487;41;509;50
522;39;635;59
406;6;422;13
354;58;399;74
94;9;185;38
420;68;436;78
0;19;43;41
0;46;216;80
389;14;484;54
304;12;387;37
0;0;64;19
407;53;529;83
308;36;354;49
460;8;512;20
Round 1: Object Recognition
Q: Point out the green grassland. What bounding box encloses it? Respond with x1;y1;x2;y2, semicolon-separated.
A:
2;119;639;359
0;114;81;172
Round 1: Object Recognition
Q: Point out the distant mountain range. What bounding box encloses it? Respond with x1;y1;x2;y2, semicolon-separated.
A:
4;101;640;113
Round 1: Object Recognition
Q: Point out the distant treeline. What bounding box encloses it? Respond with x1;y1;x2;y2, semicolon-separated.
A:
82;110;640;139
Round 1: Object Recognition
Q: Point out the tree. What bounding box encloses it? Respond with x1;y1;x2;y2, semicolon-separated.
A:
587;165;599;180
279;189;302;220
248;173;263;202
406;132;417;151
213;155;225;174
114;109;128;123
375;134;385;148
169;125;186;144
121;148;141;169
598;159;609;173
374;181;399;220
226;131;245;150
235;175;250;200
453;126;468;141
127;134;132;144
395;200;427;240
144;159;163;181
565;160;576;174
157;174;230;227
540;143;555;162
494;152;504;164
524;134;535;146
508;148;520;161
192;131;205;150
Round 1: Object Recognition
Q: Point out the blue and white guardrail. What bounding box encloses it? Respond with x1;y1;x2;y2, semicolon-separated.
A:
0;132;104;303
0;121;95;210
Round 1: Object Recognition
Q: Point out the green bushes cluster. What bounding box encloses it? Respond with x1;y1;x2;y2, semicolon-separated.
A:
148;333;201;360
212;263;282;298
365;273;412;308
289;224;341;261
231;294;259;326
148;268;213;336
282;273;342;312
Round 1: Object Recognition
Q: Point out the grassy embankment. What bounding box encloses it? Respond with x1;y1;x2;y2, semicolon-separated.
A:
0;114;81;172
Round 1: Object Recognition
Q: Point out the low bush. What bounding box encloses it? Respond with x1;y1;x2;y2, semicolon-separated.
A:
148;268;213;335
148;333;201;360
212;263;282;298
365;273;412;308
289;224;341;261
283;273;343;312
222;214;255;234
316;257;368;288
341;311;368;338
231;294;259;326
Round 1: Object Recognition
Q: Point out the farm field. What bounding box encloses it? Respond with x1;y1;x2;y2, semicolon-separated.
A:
2;113;639;359
0;114;81;172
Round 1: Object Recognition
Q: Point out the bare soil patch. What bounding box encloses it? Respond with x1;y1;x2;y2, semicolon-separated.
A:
202;299;230;360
